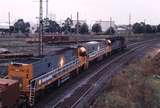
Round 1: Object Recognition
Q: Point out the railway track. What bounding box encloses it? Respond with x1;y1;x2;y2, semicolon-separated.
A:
0;38;157;107
0;37;158;108
0;35;159;108
69;44;151;108
48;39;160;108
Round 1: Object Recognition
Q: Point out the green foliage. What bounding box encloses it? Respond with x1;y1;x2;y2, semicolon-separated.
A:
152;26;157;33
145;24;153;33
157;24;160;32
92;23;102;33
90;56;160;108
62;17;73;33
14;19;30;33
43;18;61;33
79;23;89;34
132;22;145;33
9;26;14;33
132;22;159;34
105;27;115;35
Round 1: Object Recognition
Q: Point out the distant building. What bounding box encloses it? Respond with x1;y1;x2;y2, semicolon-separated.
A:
95;20;116;32
117;28;128;34
0;23;12;34
116;25;133;34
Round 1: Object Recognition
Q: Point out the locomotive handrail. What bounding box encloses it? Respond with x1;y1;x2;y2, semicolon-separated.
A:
29;47;107;106
30;58;80;84
88;48;106;62
88;48;106;57
88;51;97;57
30;48;106;85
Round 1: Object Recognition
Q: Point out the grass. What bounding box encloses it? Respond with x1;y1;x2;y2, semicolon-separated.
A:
89;53;160;108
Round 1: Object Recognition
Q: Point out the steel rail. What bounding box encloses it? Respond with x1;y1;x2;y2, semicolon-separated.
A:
70;44;147;108
52;39;159;108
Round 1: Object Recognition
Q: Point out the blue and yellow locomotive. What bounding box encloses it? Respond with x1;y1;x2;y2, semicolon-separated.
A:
7;36;126;106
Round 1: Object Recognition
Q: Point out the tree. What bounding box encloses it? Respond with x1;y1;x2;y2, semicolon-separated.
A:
14;19;25;33
9;26;14;33
75;22;81;34
92;23;102;33
157;24;160;32
105;27;115;35
71;28;76;34
43;18;61;33
132;22;145;33
62;17;73;34
25;22;30;33
79;23;89;34
132;22;158;34
145;24;153;33
152;26;157;33
14;19;30;33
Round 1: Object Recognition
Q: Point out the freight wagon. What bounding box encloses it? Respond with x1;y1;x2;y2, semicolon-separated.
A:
6;36;126;107
0;78;19;108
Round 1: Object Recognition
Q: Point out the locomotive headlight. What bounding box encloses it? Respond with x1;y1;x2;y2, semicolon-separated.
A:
107;40;111;44
59;56;65;68
38;80;42;85
80;47;86;52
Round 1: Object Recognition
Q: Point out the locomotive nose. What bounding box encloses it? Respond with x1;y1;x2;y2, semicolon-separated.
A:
78;47;87;57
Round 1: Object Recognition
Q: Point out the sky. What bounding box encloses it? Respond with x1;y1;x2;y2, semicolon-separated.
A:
0;0;160;25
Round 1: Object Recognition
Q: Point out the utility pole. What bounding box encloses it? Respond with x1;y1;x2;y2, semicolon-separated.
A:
129;13;132;35
76;12;79;34
46;0;48;18
70;14;72;20
39;0;43;56
144;19;146;24
76;12;79;45
8;12;11;36
110;17;112;35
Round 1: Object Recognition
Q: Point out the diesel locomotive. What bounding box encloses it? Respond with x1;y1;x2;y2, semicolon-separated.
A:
6;36;126;107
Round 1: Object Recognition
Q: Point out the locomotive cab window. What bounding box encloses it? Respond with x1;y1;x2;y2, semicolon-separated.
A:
12;63;23;67
79;51;87;56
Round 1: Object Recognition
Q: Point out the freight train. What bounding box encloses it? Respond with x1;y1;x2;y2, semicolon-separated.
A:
0;36;126;107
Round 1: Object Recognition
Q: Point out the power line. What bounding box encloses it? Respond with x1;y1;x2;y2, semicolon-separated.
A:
76;12;79;34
